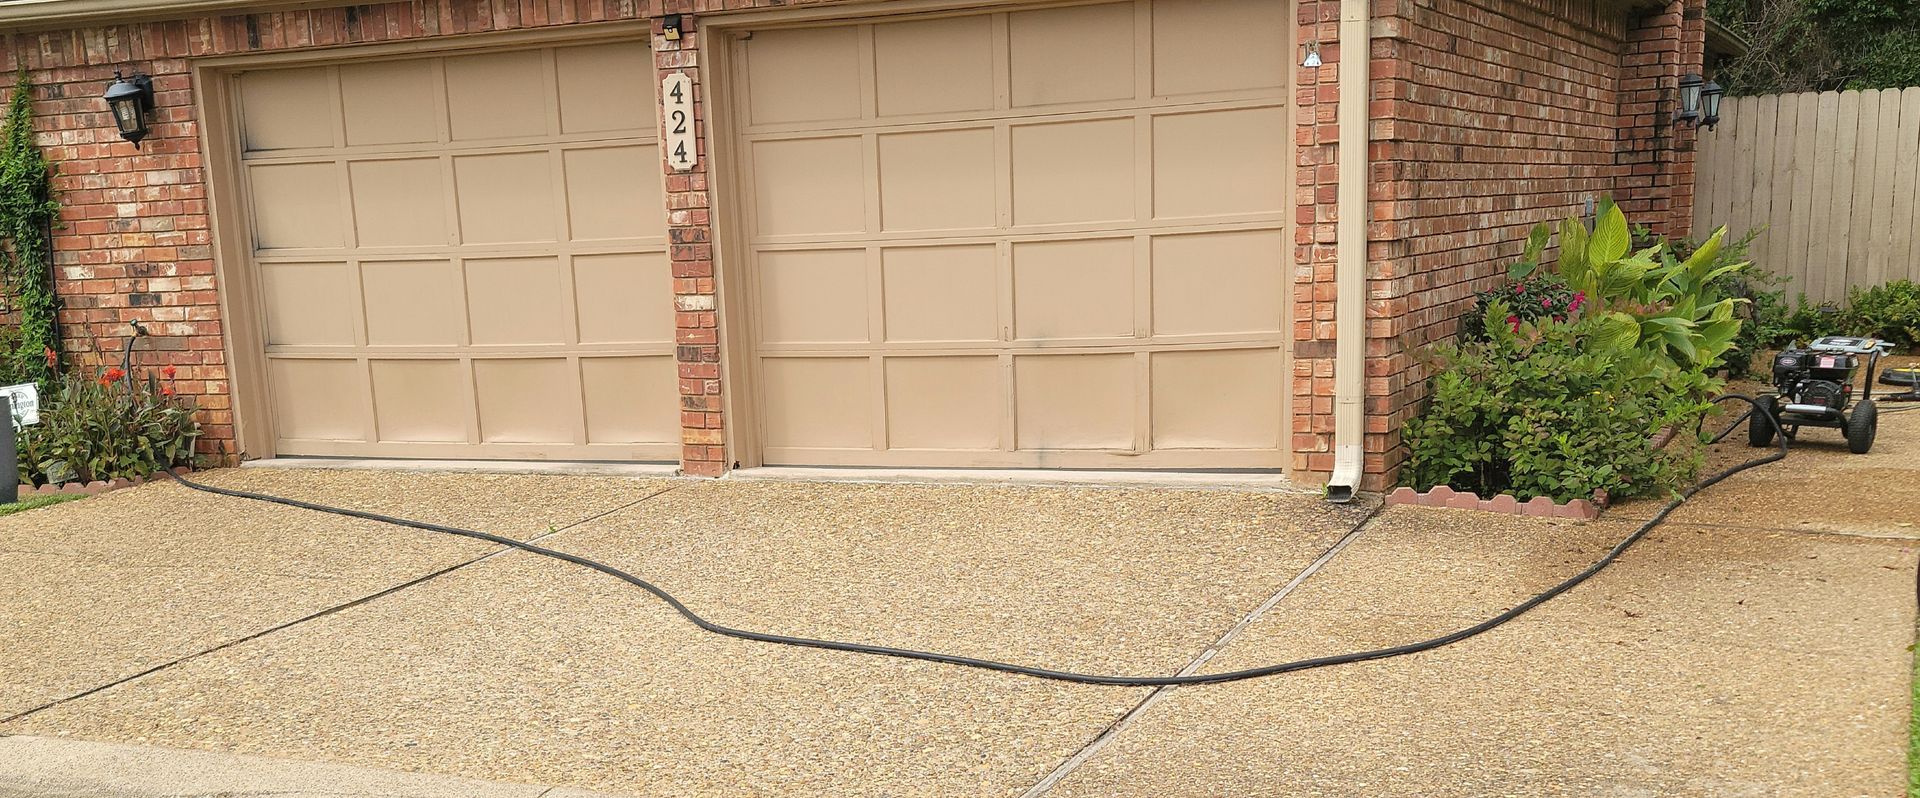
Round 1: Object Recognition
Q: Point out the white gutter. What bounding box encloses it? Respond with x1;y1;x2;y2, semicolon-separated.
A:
1324;0;1370;504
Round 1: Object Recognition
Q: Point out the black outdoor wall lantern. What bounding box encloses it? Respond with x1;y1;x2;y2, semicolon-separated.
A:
103;71;156;148
1676;72;1704;127
1700;78;1726;130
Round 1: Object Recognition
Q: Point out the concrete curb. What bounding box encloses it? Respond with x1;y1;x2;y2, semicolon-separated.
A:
1384;485;1600;520
0;735;627;798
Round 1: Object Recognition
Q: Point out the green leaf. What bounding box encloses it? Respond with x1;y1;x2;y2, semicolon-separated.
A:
1588;203;1631;264
1590;311;1641;352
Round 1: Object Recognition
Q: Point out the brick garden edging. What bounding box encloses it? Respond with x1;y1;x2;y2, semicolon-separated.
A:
1385;485;1601;521
16;467;193;499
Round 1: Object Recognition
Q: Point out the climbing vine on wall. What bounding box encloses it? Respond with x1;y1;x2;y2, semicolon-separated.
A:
0;69;61;392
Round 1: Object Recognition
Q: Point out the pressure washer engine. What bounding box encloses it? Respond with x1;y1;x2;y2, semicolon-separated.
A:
1749;336;1891;454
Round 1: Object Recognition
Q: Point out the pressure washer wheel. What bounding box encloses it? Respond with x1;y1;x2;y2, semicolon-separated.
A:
1749;395;1778;448
1846;399;1878;454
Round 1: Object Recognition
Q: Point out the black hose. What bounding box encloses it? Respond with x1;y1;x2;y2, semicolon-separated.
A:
160;395;1788;687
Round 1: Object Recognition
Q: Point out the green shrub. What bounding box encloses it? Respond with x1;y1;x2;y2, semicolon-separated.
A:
1459;271;1580;342
1843;280;1920;349
19;365;200;486
1406;200;1738;503
1775;280;1920;351
1406;306;1709;502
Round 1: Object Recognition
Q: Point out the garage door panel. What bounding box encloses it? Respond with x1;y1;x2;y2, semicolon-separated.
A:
1151;230;1285;336
465;257;568;346
260;262;355;347
361;260;462;346
340;60;438;146
737;2;1289;469
370;360;468;443
1009;3;1135;108
581;356;678;445
557;42;656;135
745;27;863;126
575;253;673;345
761;358;873;450
1011;118;1135;226
1150;348;1283;449
879;128;996;232
756;249;870;344
1152;0;1289;97
1153;107;1288;219
751;137;867;237
238;67;335;151
249;163;343;249
565;145;665;241
349;158;447;247
454;152;559;244
873;15;995;118
881;245;998;343
1014;354;1133;450
269;359;364;441
445;50;548;141
1012;238;1134;340
475;359;576;443
886;356;1001;450
245;43;671;462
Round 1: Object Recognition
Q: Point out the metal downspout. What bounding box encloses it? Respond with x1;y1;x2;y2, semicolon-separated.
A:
1325;0;1370;503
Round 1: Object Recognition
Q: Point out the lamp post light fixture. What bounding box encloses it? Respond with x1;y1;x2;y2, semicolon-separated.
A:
103;71;155;148
1700;78;1726;130
1676;72;1705;127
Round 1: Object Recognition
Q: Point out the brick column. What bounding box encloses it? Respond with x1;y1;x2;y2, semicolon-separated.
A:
652;13;727;477
1616;0;1707;238
1291;0;1341;482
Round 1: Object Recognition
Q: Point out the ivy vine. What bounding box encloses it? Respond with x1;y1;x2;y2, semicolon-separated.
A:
0;68;61;393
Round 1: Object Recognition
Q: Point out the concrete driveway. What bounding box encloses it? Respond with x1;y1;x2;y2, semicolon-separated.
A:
2;413;1916;797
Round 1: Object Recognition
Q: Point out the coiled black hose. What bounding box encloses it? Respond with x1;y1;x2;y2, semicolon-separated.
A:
162;394;1788;687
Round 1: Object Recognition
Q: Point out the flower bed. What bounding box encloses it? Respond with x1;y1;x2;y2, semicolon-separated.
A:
1401;199;1746;506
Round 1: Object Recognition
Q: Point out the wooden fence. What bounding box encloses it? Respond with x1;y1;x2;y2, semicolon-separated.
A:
1693;88;1920;305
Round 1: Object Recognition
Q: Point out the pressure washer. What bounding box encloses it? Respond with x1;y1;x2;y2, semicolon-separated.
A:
153;392;1829;687
1749;336;1895;453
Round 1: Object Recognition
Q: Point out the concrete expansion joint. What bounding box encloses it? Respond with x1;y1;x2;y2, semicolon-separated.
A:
0;483;685;727
1018;504;1383;797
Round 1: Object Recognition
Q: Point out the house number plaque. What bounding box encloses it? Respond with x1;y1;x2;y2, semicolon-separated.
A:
663;72;697;172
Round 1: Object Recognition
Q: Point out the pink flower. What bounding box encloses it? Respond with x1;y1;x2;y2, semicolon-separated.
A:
1506;314;1521;333
1541;297;1553;308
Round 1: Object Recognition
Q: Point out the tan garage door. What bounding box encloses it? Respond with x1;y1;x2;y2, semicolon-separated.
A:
730;0;1292;469
235;42;677;461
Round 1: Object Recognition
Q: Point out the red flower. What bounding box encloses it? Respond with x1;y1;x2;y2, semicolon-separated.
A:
1506;314;1521;333
160;386;174;397
43;347;56;369
161;365;177;379
102;367;126;382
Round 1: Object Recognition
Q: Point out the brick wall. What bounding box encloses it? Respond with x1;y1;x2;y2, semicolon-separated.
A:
1341;0;1706;490
0;0;1703;485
